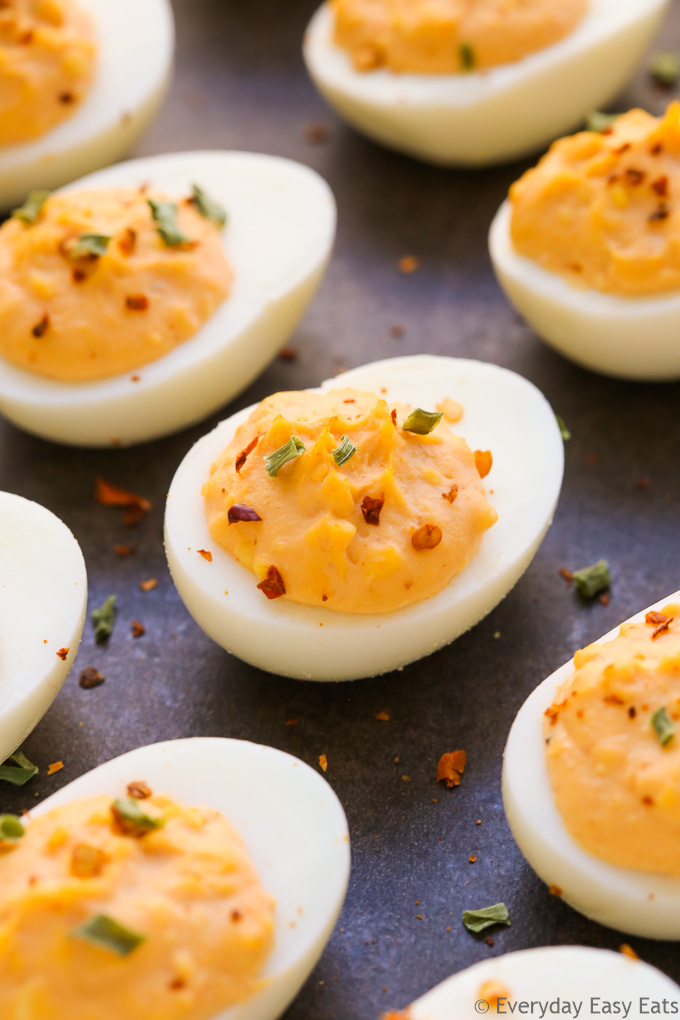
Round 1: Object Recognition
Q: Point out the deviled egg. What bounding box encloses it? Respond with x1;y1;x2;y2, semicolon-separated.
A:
165;355;564;681
0;0;174;210
0;490;86;763
504;590;680;939
303;0;669;167
0;737;350;1020
0;150;336;446
491;101;680;380
383;946;680;1019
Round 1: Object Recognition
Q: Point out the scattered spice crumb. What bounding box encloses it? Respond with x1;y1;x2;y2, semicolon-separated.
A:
485;937;495;946
390;323;404;338
375;711;390;721
469;854;477;863
140;578;157;592
437;750;467;788
56;647;69;661
131;620;145;638
32;313;49;338
47;762;64;775
634;476;652;491
558;567;574;583
95;477;151;525
401;775;412;782
319;754;328;772
127;781;152;799
197;549;212;562
304;122;330;144
598;592;611;606
474;450;493;478
115;544;135;557
279;345;298;360
285;719;298;726
549;884;563;897
620;944;639;960
79;666;104;689
398;256;420;274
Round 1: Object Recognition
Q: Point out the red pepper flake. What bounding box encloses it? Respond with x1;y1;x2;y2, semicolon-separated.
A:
32;313;49;338
79;666;104;689
620;944;639;961
19;29;34;44
469;854;477;863
95;478;151;527
72;267;87;283
649;203;669;222
436;750;466;788
375;711;390;721
197;549;213;561
412;523;442;551
442;483;458;504
127;781;152;799
361;494;384;525
235;433;262;473
614;142;631;155
624;168;645;186
549;884;563;897
544;703;563;726
628;706;637;719
131;620;145;638
114;544;135;557
319;753;328;772
598;592;611;606
651;175;669;198
398;256;420;274
390;323;405;338
56;647;69;661
278;345;298;360
48;761;64;775
558;567;574;583
652;616;674;640
285;719;298;726
304;122;330;144
140;578;157;592
257;565;286;599
227;504;262;524
646;610;669;626
604;694;625;705
651;142;664;156
125;294;149;311
58;90;74;104
474;450;493;478
118;228;137;256
390;408;397;428
634;476;652;490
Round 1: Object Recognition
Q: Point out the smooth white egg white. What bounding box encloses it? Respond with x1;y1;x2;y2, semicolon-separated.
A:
0;150;336;447
503;589;680;940
397;946;680;1020
164;355;564;682
490;201;680;381
0;490;87;763
33;737;351;1020
0;0;174;211
303;0;669;167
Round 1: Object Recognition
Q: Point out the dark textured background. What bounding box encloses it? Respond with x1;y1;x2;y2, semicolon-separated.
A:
2;2;680;1017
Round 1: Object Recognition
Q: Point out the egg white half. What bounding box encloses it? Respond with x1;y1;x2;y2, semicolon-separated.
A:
164;354;564;682
503;588;680;940
0;0;174;211
0;150;336;446
400;946;680;1020
303;0;669;167
490;200;680;381
32;737;351;1020
0;490;87;763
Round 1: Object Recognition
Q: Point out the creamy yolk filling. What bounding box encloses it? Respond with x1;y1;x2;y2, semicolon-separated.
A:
332;0;587;74
0;792;275;1020
203;388;497;615
510;102;680;297
544;604;680;877
0;0;96;146
0;187;233;381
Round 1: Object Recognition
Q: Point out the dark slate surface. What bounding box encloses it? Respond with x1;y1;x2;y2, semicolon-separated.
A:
2;2;680;1017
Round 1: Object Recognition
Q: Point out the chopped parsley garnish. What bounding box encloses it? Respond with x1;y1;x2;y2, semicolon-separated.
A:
586;111;620;134
190;184;227;227
649;52;680;88
462;902;511;934
265;436;306;477
0;750;38;786
92;595;117;643
71;914;146;956
459;43;475;72
556;414;571;442
12;190;50;224
572;560;611;599
402;408;442;435
68;234;112;259
111;797;165;836
0;814;25;842
332;434;357;466
652;706;675;747
148;199;192;247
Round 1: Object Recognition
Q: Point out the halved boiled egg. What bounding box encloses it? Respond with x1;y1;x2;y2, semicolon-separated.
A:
504;589;680;939
303;0;669;167
385;946;680;1019
1;737;350;1019
165;355;564;681
0;0;174;211
0;490;86;763
0;150;336;446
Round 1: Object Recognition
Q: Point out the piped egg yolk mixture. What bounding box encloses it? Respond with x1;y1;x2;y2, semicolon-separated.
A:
0;187;233;381
0;791;275;1020
203;388;497;614
510;102;680;297
332;0;587;74
544;605;680;877
0;0;96;146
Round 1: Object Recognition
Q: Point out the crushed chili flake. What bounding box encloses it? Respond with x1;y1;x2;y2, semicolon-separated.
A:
319;754;328;772
118;227;137;256
375;711;390;721
197;548;213;561
304;122;330;144
285;719;298;726
125;294;149;311
469;854;477;863
628;706;637;719
634;476;652;490
131;620;145;638
127;781;152;799
649;203;669;222
79;666;104;689
390;408;397;428
598;592;611;606
390;323;405;338
72;267;86;283
651;143;664;155
652;616;674;640
559;567;574;583
412;523;442;551
235;433;261;473
437;750;466;788
59;91;74;104
604;694;625;705
549;884;563;897
256;565;286;599
56;647;69;661
115;544;135;557
278;345;298;360
646;610;669;625
620;944;639;961
544;703;562;726
32;313;49;338
398;255;420;274
95;478;151;525
651;175;669;197
227;504;262;525
474;450;493;478
442;483;459;504
48;762;64;775
140;578;157;592
361;494;384;525
624;168;645;186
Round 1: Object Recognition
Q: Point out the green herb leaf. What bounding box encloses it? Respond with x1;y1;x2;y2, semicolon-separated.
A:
0;750;38;786
265;436;306;477
92;595;117;643
652;706;676;747
332;434;357;466
459;43;475;72
68;233;112;260
572;560;611;599
190;184;227;228
12;190;50;224
71;914;146;956
649;52;680;88
111;797;165;836
586;111;620;134
462;902;511;934
148;199;192;247
0;814;25;842
402;408;443;435
556;415;571;442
